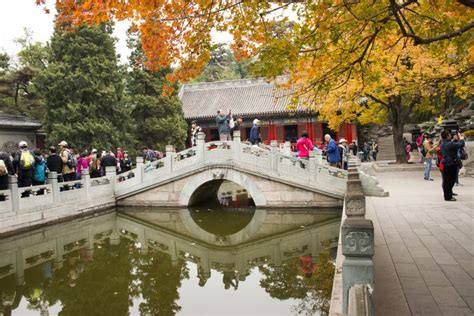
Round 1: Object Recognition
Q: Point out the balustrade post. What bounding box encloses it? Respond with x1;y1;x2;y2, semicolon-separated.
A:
341;218;374;314
270;140;278;174
82;169;90;200
283;141;292;155
165;145;174;174
135;156;144;184
47;172;60;204
196;132;206;164
315;150;323;165
309;151;317;185
345;158;365;217
232;130;241;164
105;166;117;194
8;176;19;212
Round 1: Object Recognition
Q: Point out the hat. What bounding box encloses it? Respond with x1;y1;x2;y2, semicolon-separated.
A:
339;138;347;144
91;149;97;153
58;141;68;146
253;119;260;125
18;141;28;147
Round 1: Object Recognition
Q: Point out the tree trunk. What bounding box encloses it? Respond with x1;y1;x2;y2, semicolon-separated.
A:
389;95;408;164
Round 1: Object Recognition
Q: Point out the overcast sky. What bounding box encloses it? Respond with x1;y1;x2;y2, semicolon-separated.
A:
0;0;232;65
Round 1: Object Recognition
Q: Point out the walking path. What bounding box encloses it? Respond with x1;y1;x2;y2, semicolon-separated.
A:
367;170;474;315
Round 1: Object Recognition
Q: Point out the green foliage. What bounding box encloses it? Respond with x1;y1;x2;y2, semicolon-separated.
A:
194;44;252;82
127;31;188;151
36;24;134;151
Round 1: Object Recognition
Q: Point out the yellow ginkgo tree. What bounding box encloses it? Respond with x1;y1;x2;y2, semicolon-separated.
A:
38;0;473;163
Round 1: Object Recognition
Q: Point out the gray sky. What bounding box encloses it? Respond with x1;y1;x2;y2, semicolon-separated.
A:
0;0;232;65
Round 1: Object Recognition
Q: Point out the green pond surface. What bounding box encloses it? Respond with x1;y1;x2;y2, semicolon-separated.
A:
0;206;341;315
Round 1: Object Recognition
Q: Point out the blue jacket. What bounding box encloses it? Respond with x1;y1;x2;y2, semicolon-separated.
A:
216;114;230;134
249;124;260;144
326;139;340;163
33;159;46;182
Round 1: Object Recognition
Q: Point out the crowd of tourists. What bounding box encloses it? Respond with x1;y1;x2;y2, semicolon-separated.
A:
0;140;142;196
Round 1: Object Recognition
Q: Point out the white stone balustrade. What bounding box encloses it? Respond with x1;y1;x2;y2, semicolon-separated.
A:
1;134;386;234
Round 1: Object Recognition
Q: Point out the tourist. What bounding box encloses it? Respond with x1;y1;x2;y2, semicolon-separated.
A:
58;141;76;182
440;130;465;201
416;133;424;163
89;150;102;178
101;151;118;174
371;141;379;161
0;151;14;200
423;135;436;181
120;151;132;173
190;120;203;146
216;109;231;141
76;151;89;180
296;131;314;168
404;138;411;161
32;150;46;195
349;140;358;156
143;147;156;162
325;134;340;167
46;146;63;182
231;117;243;140
338;139;349;170
249;119;261;145
363;142;371;162
13;141;38;191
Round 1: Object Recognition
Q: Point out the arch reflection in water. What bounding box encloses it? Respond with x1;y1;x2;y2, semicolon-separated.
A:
0;206;341;315
188;180;255;208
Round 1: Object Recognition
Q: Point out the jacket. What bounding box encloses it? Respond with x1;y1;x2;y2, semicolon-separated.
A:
441;140;465;167
326;139;340;163
76;157;89;177
423;140;436;159
296;137;314;158
47;154;63;174
33;158;46;182
249;125;260;144
14;149;40;173
0;152;14;175
216;114;230;134
60;148;74;174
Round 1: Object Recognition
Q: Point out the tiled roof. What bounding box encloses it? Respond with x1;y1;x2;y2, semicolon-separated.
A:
0;115;42;129
179;77;308;120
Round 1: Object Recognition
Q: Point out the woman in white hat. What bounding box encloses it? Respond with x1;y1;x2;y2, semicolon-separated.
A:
338;138;349;170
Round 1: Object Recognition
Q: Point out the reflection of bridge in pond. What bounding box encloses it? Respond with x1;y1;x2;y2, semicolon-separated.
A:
0;208;340;286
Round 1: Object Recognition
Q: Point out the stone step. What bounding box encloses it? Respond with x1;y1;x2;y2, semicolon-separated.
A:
377;135;396;160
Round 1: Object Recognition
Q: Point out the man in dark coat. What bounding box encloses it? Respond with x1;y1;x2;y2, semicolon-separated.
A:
440;130;465;201
101;151;118;175
46;146;64;182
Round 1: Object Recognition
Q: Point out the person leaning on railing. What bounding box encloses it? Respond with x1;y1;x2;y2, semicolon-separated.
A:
0;151;15;201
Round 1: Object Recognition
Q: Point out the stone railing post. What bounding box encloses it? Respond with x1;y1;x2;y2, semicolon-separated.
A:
345;168;366;217
135;156;144;183
165;145;174;173
196;132;206;163
283;141;292;156
309;151;317;185
47;172;60;204
105;166;117;193
82;169;90;200
270;140;278;174
232;130;242;164
341;218;374;314
8;176;19;212
315;149;323;165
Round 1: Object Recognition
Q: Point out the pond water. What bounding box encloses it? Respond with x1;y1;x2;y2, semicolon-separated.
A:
0;202;341;315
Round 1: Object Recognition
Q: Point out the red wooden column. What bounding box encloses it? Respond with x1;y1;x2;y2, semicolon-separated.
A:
268;121;276;141
344;123;353;143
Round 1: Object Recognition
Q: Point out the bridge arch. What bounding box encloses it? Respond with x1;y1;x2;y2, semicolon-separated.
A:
178;168;268;207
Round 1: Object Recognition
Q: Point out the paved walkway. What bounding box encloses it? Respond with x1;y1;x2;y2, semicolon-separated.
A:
366;170;474;315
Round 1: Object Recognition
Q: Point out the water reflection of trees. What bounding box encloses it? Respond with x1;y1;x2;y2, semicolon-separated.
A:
259;242;335;315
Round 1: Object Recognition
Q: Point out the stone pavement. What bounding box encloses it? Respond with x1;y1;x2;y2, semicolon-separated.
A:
366;170;474;315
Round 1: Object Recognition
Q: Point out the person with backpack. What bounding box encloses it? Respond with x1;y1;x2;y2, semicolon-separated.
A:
13;141;40;192
0;151;14;201
32;150;46;195
440;130;465;201
89;149;101;178
58;141;76;182
76;151;90;180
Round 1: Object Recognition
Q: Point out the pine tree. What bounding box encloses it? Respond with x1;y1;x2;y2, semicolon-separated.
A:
126;32;187;151
36;24;133;151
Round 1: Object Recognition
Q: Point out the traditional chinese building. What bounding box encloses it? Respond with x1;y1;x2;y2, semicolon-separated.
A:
179;77;357;147
0;115;45;153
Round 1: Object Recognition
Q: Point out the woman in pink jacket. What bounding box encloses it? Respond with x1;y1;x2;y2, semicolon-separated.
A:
296;131;314;159
76;151;90;180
